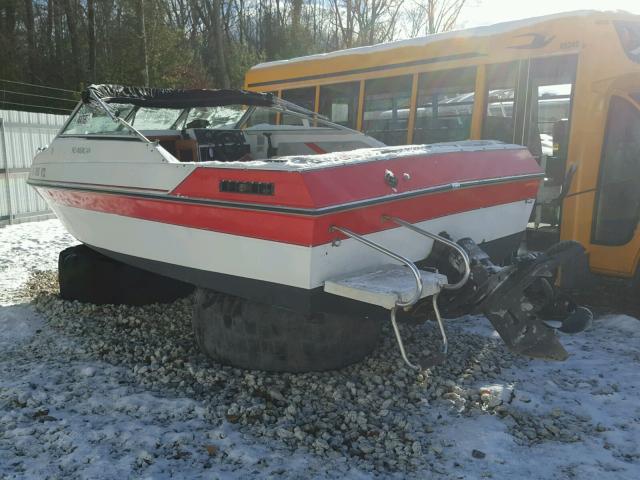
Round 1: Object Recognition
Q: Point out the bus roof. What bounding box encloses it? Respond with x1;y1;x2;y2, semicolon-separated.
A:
248;10;636;77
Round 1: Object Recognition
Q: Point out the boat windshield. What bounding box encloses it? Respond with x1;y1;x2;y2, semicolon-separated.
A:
62;103;135;136
180;105;320;129
131;107;183;130
60;100;345;137
183;106;246;129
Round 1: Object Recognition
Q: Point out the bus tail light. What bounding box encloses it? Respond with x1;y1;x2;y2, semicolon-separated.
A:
615;21;640;63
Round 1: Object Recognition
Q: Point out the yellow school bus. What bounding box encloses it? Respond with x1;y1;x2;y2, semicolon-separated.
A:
245;10;640;281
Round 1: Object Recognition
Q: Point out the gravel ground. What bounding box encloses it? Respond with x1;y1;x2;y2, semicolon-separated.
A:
1;219;639;479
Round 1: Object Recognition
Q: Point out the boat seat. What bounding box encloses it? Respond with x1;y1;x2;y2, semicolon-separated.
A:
175;139;198;162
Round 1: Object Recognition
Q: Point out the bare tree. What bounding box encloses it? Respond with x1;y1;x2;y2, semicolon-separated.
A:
63;0;83;87
355;0;406;45
87;0;96;83
23;0;37;82
408;0;467;37
212;0;230;87
46;0;54;59
191;0;231;88
137;0;150;86
329;0;405;49
2;0;473;101
291;0;302;30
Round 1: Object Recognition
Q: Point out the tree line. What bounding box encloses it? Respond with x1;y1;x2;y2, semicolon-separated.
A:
0;1;467;106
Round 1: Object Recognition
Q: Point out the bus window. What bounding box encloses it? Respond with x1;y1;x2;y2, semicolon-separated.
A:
319;82;359;129
279;112;311;126
413;67;476;144
281;87;316;126
531;84;572;158
592;96;640;246
244;106;277;127
362;75;412;145
523;55;577;164
282;87;315;111
483;62;519;144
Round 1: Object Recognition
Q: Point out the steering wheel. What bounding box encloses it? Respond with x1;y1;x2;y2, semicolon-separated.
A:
210;130;245;161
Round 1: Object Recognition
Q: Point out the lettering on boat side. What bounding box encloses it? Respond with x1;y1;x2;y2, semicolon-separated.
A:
219;180;275;196
72;147;92;154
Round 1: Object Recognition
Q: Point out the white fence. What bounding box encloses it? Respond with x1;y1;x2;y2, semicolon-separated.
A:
0;109;67;225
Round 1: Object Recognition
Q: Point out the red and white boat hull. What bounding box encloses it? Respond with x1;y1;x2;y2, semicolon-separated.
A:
30;141;542;312
46;196;532;288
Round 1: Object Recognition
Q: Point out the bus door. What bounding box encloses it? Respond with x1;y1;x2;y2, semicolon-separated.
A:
483;55;578;231
589;93;640;277
518;55;578;229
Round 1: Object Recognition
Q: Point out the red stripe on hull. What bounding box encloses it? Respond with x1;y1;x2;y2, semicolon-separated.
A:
170;148;540;209
41;179;538;246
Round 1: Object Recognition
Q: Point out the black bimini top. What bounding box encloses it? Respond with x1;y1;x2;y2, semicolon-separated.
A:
82;84;276;109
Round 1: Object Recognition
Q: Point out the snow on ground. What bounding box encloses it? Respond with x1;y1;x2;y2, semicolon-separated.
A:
0;219;639;479
432;314;640;478
0;219;77;306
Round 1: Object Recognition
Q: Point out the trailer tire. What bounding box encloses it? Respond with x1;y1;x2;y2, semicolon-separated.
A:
192;288;382;372
59;244;194;305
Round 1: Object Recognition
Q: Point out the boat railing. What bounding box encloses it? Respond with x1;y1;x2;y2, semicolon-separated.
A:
382;215;471;291
328;223;451;373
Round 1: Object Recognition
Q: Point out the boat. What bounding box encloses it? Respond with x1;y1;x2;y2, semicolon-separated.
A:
28;84;591;373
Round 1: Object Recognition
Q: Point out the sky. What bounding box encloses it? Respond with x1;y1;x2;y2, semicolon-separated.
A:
458;0;640;28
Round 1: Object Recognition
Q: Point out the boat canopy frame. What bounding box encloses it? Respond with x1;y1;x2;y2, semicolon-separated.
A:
82;84;335;124
68;84;355;138
83;84;277;109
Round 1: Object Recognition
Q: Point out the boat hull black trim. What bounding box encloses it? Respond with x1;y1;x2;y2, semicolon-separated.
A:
88;232;522;316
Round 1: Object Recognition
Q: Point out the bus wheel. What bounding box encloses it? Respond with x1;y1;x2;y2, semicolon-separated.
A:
192;288;382;372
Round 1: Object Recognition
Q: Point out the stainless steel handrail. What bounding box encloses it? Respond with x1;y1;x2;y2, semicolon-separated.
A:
389;307;421;370
432;293;448;354
382;216;471;291
329;225;423;308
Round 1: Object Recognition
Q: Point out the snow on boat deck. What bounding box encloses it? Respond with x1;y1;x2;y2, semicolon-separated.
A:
197;141;522;171
0;219;639;479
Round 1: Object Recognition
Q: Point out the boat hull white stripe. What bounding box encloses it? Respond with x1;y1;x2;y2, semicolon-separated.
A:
310;199;533;287
51;199;533;290
53;203;313;289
